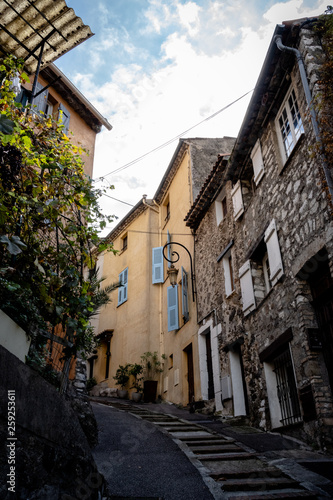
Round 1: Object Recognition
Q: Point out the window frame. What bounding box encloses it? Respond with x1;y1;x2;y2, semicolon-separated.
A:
275;86;304;164
222;249;235;297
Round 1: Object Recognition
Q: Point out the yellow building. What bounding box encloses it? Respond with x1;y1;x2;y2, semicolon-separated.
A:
91;138;235;406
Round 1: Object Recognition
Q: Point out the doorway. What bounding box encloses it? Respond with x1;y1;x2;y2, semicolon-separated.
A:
184;343;195;404
205;330;215;399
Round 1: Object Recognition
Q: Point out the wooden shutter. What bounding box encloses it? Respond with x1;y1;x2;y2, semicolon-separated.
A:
58;103;71;134
231;181;244;220
251;139;265;185
264;220;284;286
152;247;164;284
167;285;179;332
239;260;256;315
33;82;48;114
181;267;189;322
118;268;128;305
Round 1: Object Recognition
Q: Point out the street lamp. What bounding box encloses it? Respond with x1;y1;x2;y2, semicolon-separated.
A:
162;242;196;302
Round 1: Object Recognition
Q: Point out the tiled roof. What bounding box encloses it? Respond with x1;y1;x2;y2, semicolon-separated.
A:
0;0;93;74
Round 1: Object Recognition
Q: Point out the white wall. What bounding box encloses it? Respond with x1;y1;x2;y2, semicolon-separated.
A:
0;310;30;362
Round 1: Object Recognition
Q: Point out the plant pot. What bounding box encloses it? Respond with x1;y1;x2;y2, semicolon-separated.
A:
143;380;158;403
117;389;128;399
131;392;143;403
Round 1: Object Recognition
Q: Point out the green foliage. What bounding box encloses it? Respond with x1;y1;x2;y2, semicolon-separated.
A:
129;363;144;392
113;364;131;388
140;351;166;380
313;9;333;206
86;377;98;391
0;55;117;359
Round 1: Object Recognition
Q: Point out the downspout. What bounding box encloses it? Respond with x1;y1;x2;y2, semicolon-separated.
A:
274;29;333;202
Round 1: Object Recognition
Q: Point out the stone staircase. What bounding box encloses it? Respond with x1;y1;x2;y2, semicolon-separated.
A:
95;400;326;499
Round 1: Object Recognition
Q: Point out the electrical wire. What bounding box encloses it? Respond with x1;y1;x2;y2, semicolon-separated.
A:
94;88;254;182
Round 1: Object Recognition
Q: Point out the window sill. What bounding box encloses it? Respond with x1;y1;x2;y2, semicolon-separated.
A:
117;300;127;308
278;133;305;176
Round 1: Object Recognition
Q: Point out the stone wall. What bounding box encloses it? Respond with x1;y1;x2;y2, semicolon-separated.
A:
194;26;333;450
0;345;106;499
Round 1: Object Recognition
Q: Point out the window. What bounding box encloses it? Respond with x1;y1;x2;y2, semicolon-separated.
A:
276;87;304;163
163;196;170;223
32;81;48;115
231;180;244;220
58;102;71;134
181;267;189;323
121;234;128;252
167;284;179;331
273;347;302;426
152;247;164;284
222;250;235;297
239;220;284;315
215;189;228;225
117;268;128;306
168;354;173;369
251;139;265;186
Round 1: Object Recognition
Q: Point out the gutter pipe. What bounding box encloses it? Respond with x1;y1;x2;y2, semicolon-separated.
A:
274;29;333;201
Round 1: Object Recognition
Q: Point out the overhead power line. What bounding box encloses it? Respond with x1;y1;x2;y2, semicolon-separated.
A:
95;88;254;182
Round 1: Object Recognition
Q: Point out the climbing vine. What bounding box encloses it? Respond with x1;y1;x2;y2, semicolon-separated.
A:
0;55;116;361
314;8;333;186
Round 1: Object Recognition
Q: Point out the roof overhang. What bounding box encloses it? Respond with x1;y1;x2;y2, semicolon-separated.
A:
0;0;94;74
226;18;317;181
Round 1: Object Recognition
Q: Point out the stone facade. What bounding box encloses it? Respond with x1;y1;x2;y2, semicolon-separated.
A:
186;20;333;450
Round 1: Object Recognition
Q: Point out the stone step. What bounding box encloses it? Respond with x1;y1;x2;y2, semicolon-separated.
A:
219;477;300;492
228;490;318;500
211;467;285;481
181;436;235;444
191;444;242;454
197;452;258;461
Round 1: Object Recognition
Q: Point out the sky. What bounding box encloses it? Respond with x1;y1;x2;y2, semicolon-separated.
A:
59;0;327;233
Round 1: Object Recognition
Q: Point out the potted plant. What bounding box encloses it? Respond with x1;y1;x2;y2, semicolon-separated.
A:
140;351;166;403
113;364;131;398
129;363;144;402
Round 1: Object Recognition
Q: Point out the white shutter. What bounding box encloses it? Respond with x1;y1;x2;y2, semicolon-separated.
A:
239;260;256;315
123;267;128;301
181;267;189;322
264;220;284;286
251;139;265;185
231;181;244;220
152;247;164;284
167;285;179;332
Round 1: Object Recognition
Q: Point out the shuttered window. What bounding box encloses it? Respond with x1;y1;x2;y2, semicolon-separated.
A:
32;82;48;115
58;103;71;134
251;139;265;185
231;180;244;220
152;247;164;284
167;230;171;268
181;267;189;323
239;260;256;315
118;267;128;306
167;285;179;332
264;220;284;286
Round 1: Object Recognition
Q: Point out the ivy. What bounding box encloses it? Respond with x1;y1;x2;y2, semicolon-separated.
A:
0;55;117;361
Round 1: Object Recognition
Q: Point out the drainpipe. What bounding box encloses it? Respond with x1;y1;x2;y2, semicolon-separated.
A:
274;30;333;202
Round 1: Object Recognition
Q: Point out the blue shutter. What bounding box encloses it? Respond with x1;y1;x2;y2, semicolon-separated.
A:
152;247;164;284
118;270;123;305
33;82;48;114
118;268;128;305
167;230;171;268
167;285;179;332
123;267;128;301
58;103;70;134
181;267;189;323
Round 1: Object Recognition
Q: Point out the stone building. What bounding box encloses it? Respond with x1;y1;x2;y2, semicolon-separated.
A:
185;18;333;449
90;137;235;406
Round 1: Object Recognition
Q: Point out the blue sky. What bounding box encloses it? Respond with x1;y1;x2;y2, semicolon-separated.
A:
58;0;327;231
